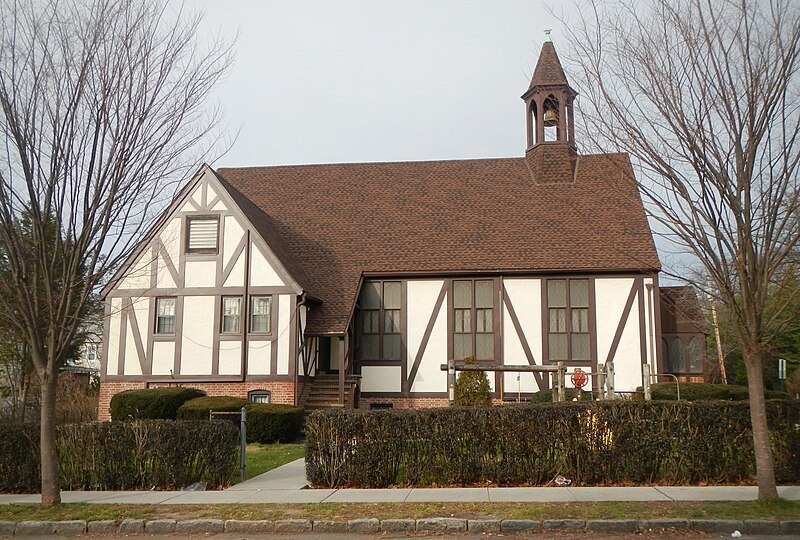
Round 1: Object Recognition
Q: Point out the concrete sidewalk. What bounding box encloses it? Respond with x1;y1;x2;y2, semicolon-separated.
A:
1;458;799;505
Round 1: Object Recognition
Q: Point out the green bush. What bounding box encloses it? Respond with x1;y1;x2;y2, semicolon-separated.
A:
0;420;238;493
177;396;304;444
0;423;40;492
454;357;492;406
305;400;800;488
109;387;205;420
650;382;789;401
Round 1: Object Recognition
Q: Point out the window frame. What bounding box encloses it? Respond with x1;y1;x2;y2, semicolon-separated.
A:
154;297;177;335
451;278;498;362
357;280;404;362
249;295;273;335
543;278;594;364
220;296;243;335
185;215;220;254
248;390;271;404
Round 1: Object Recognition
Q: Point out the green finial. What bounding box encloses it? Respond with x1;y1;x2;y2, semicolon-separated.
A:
544;28;552;42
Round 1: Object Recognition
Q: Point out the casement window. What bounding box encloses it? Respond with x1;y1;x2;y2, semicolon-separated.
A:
662;335;703;374
546;279;590;361
359;281;402;361
155;297;176;334
186;216;219;253
221;296;242;333
250;296;272;333
453;279;495;361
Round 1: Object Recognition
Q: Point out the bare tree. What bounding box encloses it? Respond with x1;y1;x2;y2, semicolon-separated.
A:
0;0;231;505
560;0;800;499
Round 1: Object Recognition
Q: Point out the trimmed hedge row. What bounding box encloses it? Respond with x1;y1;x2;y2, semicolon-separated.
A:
177;396;304;444
110;387;206;420
0;420;239;493
305;401;800;488
649;382;789;401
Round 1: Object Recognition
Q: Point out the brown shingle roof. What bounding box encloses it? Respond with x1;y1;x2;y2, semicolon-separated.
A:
530;42;570;88
216;153;660;334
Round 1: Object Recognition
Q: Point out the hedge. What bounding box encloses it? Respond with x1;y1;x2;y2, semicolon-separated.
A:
177;396;304;443
305;400;800;488
109;387;206;420
0;420;239;493
649;382;789;401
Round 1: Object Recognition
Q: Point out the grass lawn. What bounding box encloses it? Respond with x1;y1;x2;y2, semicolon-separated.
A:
0;500;799;523
242;442;305;481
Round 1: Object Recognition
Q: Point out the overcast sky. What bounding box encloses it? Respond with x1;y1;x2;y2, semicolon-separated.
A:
188;0;577;168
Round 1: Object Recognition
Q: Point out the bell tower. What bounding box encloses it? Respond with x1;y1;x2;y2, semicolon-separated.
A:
522;32;578;183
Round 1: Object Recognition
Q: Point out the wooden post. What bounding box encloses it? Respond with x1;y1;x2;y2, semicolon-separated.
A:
597;363;605;401
643;363;652;401
557;361;565;402
606;362;615;400
447;357;456;404
338;337;345;406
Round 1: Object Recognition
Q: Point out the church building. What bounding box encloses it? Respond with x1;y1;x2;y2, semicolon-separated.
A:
99;39;671;417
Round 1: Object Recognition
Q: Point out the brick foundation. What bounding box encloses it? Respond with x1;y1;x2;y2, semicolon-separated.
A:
359;396;450;410
98;380;296;421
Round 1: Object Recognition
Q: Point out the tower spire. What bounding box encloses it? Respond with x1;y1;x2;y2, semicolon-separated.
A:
521;36;579;183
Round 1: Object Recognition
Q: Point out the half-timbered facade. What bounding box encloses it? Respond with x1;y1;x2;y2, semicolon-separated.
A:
99;39;664;417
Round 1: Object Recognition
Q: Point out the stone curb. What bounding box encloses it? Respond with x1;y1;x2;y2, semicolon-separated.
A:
0;517;798;535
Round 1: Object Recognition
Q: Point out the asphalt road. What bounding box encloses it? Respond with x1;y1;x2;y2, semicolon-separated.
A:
5;534;800;539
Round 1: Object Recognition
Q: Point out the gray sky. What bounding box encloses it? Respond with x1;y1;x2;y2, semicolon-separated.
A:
190;0;576;168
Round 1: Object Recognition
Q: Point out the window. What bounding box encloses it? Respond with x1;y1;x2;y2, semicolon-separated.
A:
250;296;272;333
186;216;219;253
358;281;401;361
669;337;684;372
687;337;703;373
155;298;176;334
546;279;590;361
248;390;270;404
221;296;242;333
453;280;495;361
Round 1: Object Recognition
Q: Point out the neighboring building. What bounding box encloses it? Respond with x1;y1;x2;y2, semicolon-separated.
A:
659;286;709;383
98;39;665;418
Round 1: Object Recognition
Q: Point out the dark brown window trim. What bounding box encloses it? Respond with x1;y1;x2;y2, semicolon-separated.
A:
185;215;220;255
542;277;594;363
154;297;177;335
451;278;499;362
356;280;403;363
220;295;243;335
249;295;274;336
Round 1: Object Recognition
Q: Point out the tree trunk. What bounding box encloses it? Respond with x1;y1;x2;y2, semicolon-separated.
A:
18;378;29;423
39;371;60;506
743;347;778;500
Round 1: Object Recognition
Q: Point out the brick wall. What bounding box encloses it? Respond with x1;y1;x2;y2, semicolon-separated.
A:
97;380;296;421
359;396;450;410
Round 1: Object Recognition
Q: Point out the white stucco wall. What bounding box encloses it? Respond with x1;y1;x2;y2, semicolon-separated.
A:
152;342;175;375
218;341;242;375
407;281;447;393
180;296;215;375
118;254;150;290
595;278;643;392
250;244;284;286
276;294;291;375
105;298;122;375
502;279;542;392
184;261;216;288
247;340;271;375
361;366;402;392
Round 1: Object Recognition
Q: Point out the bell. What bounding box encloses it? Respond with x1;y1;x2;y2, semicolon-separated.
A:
543;107;558;127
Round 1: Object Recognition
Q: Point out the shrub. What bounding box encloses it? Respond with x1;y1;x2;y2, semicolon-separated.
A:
0;423;40;493
454;357;492;406
109;387;205;420
0;420;238;493
177;396;304;443
649;382;789;401
305;400;800;488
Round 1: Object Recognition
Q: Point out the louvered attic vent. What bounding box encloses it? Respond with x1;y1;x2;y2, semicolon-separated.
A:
187;216;219;253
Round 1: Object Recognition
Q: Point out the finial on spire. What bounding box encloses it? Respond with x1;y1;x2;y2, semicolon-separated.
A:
544;28;552;42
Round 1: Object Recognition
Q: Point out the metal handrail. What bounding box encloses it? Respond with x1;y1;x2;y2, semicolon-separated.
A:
655;373;681;401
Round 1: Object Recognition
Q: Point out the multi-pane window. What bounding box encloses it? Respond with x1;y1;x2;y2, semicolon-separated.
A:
547;279;590;361
248;390;271;404
453;280;494;361
250;296;272;333
359;281;401;360
662;336;703;374
155;298;176;334
221;296;241;333
186;216;219;253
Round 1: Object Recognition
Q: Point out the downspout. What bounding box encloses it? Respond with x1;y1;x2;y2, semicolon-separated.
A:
239;230;251;381
293;293;308;406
